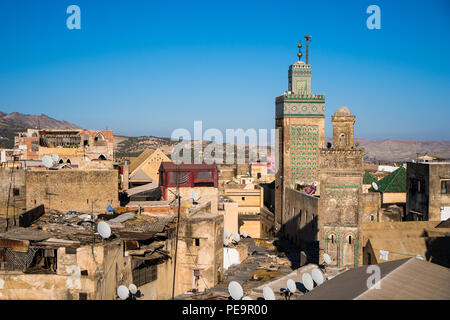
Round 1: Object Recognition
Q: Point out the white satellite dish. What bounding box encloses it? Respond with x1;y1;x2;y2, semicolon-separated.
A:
242;230;248;238
242;296;252;300
224;239;229;246
191;190;199;202
42;155;54;168
287;279;296;294
311;268;324;285
51;154;60;162
372;182;378;191
97;221;111;239
117;285;129;300
263;286;275;300
323;253;332;265
232;232;241;243
224;229;231;238
228;281;244;300
128;284;138;294
302;273;314;291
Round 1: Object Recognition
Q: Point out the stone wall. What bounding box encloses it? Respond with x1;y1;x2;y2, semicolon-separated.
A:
176;213;223;294
0;241;130;300
25;169;119;213
0;168;26;217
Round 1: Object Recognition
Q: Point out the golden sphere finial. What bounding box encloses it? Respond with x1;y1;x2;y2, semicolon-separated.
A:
297;40;302;61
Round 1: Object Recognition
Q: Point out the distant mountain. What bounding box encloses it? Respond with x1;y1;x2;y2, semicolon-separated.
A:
115;135;450;163
0;111;82;148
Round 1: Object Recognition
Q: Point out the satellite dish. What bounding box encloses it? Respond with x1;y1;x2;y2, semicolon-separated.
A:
323;253;332;265
117;285;129;300
263;286;275;300
224;239;229;246
372;182;378;191
287;279;296;294
228;281;244;300
302;273;314;291
416;254;424;260
242;296;252;300
42;155;54;168
97;221;111;239
311;268;324;285
242;230;248;238
224;229;231;238
128;284;138;294
191;190;199;202
51;154;60;162
232;232;241;243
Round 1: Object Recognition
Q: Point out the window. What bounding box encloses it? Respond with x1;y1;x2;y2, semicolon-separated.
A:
13;188;19;196
197;171;212;180
133;263;158;287
242;197;246;201
348;235;352;244
340;134;345;147
441;180;450;194
370;214;375;221
257;172;262;179
79;292;88;300
169;172;190;185
195;238;200;246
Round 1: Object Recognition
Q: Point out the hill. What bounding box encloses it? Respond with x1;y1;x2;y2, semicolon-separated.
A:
0;111;82;148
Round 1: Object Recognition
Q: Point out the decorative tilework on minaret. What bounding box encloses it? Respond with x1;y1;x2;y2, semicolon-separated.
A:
274;41;325;231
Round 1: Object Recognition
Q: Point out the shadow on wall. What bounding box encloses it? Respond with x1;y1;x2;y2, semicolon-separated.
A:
274;215;319;269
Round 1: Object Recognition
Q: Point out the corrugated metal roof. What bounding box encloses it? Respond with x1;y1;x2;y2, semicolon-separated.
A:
300;258;450;300
357;258;450;300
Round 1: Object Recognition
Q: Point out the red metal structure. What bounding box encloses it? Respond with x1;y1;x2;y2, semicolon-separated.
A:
158;162;218;200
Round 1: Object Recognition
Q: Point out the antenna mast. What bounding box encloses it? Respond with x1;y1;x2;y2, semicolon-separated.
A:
304;36;312;64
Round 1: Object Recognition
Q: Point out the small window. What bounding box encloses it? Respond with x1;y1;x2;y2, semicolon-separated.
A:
348;235;352;244
79;292;88;300
195;238;200;246
81;270;88;276
197;171;212;180
13;188;20;196
241;197;246;201
330;234;335;244
340;134;345;147
370;214;375;221
65;247;77;254
441;180;449;194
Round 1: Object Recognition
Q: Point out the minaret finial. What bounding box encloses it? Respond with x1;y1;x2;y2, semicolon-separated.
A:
304;36;311;64
297;41;302;61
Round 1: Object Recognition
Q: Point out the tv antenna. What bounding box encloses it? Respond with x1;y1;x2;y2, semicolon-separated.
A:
323;253;332;265
232;232;241;244
312;268;324;285
287;279;296;294
302;273;314;292
42;155;54;168
228;281;244;300
191;190;199;204
97;221;111;239
117;285;130;300
263;286;275;300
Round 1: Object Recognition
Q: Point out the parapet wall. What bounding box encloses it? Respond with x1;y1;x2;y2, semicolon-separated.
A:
25;169;119;213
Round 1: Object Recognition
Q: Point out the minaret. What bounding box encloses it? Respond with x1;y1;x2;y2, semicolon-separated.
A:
274;39;325;232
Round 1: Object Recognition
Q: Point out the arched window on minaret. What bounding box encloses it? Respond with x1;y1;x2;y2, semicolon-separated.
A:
340;134;345;147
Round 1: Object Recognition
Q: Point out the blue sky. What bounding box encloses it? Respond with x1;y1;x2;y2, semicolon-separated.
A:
0;0;449;140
